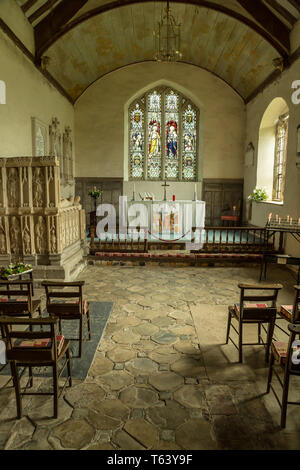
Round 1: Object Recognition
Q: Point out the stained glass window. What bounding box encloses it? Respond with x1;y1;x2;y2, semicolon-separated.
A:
129;87;199;181
165;90;179;179
129;103;145;179
182;104;197;180
147;91;162;179
273;114;289;202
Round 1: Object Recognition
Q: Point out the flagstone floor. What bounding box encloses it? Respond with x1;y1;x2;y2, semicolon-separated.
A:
1;263;300;450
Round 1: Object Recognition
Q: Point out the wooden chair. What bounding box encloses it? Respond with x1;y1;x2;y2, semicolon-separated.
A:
0;316;72;419
0;280;42;324
226;283;283;363
41;281;91;358
278;286;300;324
267;323;300;428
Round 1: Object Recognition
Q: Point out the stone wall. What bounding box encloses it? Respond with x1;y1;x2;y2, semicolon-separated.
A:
0;156;87;283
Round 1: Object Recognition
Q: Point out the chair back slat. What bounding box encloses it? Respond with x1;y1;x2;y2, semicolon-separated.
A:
0;289;30;297
47;292;80;299
242;307;277;321
243;295;278;302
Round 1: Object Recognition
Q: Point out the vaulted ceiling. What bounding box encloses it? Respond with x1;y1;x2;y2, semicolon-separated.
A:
14;0;300;102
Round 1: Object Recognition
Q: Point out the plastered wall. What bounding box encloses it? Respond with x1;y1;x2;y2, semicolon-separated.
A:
245;58;300;257
75;61;246;201
0;29;75;198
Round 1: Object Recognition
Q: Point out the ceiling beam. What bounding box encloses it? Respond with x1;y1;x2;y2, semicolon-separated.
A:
21;0;39;13
35;0;88;58
34;0;290;59
237;0;290;52
264;0;297;26
28;0;60;24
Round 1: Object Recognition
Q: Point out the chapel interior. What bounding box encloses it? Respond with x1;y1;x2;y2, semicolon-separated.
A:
1;0;300;452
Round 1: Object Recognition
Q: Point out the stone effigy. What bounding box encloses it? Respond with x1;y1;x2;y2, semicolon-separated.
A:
0;156;87;282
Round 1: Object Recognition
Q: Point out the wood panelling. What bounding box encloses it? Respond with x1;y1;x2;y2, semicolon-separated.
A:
202;179;244;226
75;177;123;227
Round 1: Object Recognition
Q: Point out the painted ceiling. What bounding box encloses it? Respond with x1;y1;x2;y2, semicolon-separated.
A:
14;0;300;102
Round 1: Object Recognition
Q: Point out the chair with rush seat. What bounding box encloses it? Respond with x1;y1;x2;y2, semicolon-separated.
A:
0;316;72;419
267;323;300;428
226;283;283;363
42;281;91;358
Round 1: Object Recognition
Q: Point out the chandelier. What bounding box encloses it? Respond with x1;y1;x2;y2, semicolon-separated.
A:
154;1;182;62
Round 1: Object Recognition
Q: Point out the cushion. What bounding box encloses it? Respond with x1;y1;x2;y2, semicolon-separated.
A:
234;303;268;314
272;341;300;366
15;335;65;355
280;305;293;322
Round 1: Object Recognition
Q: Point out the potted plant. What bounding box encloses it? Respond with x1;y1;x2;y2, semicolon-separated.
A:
88;187;102;212
247;187;268;221
248;187;268;203
0;262;32;279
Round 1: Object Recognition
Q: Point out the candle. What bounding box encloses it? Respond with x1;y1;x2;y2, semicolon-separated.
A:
268;213;272;221
279;217;282;224
133;183;136;192
287;215;290;222
194;183;197;193
298;218;300;225
276;214;279;222
93;186;96;192
290;217;293;225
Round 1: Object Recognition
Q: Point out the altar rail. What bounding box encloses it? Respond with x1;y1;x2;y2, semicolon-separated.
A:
199;227;275;253
89;226;148;254
89;226;276;254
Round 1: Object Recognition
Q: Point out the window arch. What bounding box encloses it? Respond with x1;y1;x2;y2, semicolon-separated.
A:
128;87;199;181
256;97;289;203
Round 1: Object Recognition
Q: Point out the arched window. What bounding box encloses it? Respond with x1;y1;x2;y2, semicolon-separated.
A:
273;114;288;202
257;98;289;203
0;80;6;105
128;87;199;181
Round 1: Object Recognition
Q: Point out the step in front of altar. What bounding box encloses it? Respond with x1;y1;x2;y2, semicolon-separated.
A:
93;251;263;267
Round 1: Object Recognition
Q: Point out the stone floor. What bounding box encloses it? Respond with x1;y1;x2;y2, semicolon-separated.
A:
0;263;300;450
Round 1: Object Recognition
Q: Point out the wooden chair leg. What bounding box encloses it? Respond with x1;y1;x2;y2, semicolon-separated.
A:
266;353;275;393
281;367;291;429
258;323;261;344
265;320;275;364
87;310;91;340
225;310;232;344
53;363;58;419
66;348;72;387
11;361;22;419
79;317;83;358
29;366;33;388
238;320;243;363
59;318;62;335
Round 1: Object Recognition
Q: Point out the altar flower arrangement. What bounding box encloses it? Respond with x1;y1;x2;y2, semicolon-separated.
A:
0;262;32;279
248;187;268;202
88;186;102;211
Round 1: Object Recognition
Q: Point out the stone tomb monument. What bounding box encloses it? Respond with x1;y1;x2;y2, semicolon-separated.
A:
0;156;87;283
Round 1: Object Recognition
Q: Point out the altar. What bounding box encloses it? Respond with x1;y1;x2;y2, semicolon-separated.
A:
126;200;206;242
